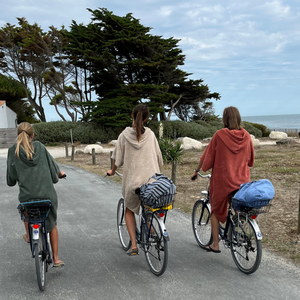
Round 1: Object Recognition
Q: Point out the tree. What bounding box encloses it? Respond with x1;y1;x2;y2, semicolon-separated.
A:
44;26;94;122
66;8;219;126
0;74;38;123
0;18;55;122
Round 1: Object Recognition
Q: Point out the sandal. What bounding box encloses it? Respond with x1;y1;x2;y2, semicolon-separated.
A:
126;247;139;256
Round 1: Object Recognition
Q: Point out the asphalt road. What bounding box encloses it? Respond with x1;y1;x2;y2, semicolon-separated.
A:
0;150;300;300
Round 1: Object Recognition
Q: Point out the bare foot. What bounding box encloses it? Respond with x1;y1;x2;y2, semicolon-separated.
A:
23;234;30;243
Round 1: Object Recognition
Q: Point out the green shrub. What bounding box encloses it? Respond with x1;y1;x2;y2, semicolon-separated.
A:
243;121;270;137
242;122;262;138
158;137;183;163
33;121;121;145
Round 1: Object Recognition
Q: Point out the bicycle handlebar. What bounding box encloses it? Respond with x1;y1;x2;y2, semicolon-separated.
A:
191;171;211;181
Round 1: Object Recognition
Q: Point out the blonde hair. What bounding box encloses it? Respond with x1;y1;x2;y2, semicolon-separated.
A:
223;106;242;130
16;122;34;160
132;104;150;142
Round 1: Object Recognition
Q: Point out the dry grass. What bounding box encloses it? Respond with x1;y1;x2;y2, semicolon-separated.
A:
56;141;300;265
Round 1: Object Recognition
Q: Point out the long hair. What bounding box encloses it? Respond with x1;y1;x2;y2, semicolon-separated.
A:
15;122;34;160
132;104;150;142
223;106;242;130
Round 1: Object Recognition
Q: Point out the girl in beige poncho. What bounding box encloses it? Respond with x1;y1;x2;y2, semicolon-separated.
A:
107;104;163;256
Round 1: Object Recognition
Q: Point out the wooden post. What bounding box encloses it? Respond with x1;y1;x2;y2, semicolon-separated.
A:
65;143;69;157
298;194;300;235
92;148;96;165
71;144;75;161
110;151;113;169
171;160;177;185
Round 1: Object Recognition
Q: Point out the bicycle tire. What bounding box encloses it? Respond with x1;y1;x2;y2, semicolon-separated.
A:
229;214;262;274
142;211;168;276
192;200;213;248
117;198;131;251
34;237;46;291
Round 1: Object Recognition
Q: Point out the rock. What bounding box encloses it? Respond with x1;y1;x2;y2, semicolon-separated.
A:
251;138;260;147
108;140;117;146
276;139;296;145
83;144;104;154
202;137;212;142
75;150;85;155
181;137;203;150
269;131;288;140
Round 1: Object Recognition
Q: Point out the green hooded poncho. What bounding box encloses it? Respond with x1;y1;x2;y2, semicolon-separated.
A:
6;141;60;232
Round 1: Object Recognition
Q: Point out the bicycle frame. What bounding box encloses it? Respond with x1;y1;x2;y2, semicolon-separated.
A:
28;220;49;258
136;205;170;247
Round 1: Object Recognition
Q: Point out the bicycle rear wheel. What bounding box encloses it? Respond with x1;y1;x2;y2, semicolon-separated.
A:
229;214;262;274
192;200;213;248
34;236;46;291
117;198;131;251
142;211;168;276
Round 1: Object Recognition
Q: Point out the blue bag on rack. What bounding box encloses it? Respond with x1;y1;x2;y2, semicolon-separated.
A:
139;174;176;208
232;179;275;211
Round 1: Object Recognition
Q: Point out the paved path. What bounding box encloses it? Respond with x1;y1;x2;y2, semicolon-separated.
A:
1;150;300;299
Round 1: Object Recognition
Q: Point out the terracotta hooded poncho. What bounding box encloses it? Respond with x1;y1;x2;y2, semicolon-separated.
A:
6;141;60;232
112;127;163;214
200;128;254;223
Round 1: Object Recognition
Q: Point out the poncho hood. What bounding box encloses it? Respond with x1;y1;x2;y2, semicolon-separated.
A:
217;128;251;154
122;127;152;149
17;141;41;167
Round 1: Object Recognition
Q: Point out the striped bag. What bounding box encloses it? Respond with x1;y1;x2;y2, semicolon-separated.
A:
139;174;176;208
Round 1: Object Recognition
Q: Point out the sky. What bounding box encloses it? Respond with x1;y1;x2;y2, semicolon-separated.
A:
1;0;300;121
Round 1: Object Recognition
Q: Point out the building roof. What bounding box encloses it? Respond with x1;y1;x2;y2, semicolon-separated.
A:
0;100;5;107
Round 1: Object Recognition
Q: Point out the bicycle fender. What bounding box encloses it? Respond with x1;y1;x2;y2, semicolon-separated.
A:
248;218;263;240
157;216;170;241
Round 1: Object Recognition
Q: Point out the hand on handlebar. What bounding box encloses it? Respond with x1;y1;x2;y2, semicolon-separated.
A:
59;171;66;179
106;169;115;176
191;170;198;181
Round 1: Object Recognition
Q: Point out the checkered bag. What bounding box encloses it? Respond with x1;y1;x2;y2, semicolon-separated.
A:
139;174;176;208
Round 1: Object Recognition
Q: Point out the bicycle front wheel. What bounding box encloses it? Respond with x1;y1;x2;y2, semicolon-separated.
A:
142;212;168;276
34;237;46;291
117;198;131;251
229;214;262;274
192;200;213;248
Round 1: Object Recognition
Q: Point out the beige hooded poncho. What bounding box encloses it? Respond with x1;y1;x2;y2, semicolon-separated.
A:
112;127;163;214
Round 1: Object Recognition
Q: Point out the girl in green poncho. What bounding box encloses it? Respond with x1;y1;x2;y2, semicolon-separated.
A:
6;122;65;267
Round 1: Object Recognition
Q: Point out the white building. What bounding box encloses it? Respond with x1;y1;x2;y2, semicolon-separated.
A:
0;100;17;128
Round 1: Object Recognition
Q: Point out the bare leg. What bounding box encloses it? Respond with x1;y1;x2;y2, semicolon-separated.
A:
23;222;30;243
50;225;63;265
207;212;220;251
125;208;137;249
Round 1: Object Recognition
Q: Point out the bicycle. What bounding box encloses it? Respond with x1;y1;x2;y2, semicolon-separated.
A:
18;199;53;291
114;171;173;276
191;171;272;274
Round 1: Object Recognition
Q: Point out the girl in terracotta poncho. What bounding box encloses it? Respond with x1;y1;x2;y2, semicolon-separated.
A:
6;122;65;267
107;104;163;256
191;106;254;253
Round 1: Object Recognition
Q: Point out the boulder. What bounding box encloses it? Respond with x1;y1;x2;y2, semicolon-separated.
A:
249;134;260;147
75;150;85;155
276;139;296;145
269;131;288;140
181;137;203;150
83;144;104;154
108;140;117;146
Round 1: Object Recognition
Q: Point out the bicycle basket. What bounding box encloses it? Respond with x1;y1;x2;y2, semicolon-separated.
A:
18;200;51;222
235;199;273;215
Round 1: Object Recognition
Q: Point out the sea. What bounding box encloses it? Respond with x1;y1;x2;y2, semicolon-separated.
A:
242;114;300;132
